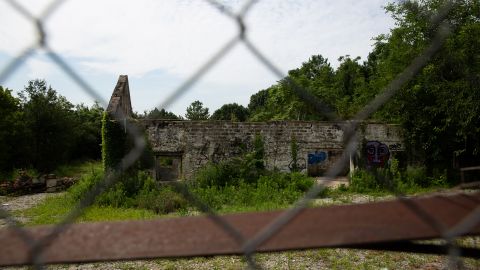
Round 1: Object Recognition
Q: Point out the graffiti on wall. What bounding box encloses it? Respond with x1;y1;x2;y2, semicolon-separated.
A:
365;141;390;168
289;157;306;171
308;151;328;165
306;151;328;176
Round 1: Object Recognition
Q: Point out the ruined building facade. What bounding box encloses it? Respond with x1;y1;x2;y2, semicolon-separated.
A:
107;75;404;181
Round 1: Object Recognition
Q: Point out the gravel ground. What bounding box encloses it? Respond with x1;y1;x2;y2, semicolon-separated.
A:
0;193;64;228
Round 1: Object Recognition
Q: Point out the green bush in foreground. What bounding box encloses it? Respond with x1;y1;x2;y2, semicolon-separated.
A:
67;157;314;214
194;134;266;188
68;169;188;214
192;160;314;212
349;159;448;194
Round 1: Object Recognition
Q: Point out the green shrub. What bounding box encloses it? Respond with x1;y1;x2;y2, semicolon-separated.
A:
349;160;450;194
134;185;188;214
349;169;380;193
191;170;314;212
194;160;241;188
194;134;268;188
96;182;127;208
404;166;427;187
68;169;188;213
68;169;104;201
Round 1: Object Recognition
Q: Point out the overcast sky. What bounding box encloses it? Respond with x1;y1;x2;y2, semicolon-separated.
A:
0;0;396;116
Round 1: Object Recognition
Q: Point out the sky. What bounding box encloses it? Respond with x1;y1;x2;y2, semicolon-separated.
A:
0;0;396;116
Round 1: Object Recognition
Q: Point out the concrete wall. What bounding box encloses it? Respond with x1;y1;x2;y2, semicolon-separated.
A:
143;120;404;179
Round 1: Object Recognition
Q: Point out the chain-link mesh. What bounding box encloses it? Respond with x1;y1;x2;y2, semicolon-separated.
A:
0;0;479;269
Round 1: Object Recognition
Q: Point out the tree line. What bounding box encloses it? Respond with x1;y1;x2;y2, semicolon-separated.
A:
0;80;104;174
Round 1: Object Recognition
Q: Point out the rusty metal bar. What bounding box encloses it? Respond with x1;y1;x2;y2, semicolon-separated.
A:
1;192;479;266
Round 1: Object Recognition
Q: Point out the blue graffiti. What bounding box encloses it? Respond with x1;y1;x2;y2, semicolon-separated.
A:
308;151;327;165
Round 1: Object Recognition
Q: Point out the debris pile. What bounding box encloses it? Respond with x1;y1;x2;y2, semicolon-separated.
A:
0;171;75;195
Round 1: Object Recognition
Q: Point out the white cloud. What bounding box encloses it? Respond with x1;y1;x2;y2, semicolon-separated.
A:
46;0;237;77
2;0;394;78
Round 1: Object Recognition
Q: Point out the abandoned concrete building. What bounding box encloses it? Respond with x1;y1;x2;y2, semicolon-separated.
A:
108;75;404;181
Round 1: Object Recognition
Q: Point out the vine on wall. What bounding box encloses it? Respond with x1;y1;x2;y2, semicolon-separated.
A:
101;112;127;172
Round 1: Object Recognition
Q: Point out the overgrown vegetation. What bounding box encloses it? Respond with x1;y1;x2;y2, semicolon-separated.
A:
101;112;127;172
66;134;312;215
0;81;103;176
192;171;314;212
348;162;448;195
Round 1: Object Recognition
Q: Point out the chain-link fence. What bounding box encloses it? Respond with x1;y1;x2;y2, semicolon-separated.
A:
0;0;479;269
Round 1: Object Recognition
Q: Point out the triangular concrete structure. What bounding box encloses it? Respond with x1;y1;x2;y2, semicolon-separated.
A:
106;75;133;118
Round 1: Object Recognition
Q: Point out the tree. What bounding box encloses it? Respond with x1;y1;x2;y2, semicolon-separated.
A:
72;102;104;160
334;55;368;118
211;103;249;121
248;89;269;113
0;86;25;172
185;100;210;120
145;108;180;120
248;55;336;121
334;55;363;97
367;0;480;172
19;79;77;172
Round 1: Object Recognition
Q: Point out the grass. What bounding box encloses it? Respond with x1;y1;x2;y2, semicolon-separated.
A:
17;161;161;225
0;160;102;183
52;160;102;178
20;193;160;226
191;172;313;213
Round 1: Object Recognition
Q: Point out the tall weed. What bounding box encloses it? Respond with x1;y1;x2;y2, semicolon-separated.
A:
349;158;448;194
192;170;314;212
68;170;187;214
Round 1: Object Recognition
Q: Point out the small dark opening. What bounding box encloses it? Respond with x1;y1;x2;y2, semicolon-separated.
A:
155;153;182;181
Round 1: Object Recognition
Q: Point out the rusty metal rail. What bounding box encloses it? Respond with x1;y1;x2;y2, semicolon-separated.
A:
1;192;479;266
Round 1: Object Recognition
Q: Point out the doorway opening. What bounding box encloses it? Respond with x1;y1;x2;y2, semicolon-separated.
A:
154;152;183;181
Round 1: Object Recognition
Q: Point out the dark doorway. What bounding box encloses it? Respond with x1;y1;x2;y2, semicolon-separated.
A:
155;153;182;181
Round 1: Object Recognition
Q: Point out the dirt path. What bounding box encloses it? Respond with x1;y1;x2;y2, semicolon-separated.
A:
315;176;349;188
0;193;63;228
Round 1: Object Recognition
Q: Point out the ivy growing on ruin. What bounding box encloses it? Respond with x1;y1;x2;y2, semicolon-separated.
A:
101;112;127;172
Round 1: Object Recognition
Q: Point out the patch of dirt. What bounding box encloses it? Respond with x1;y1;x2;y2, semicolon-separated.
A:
315;176;349;188
0;193;64;228
1;193;55;212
